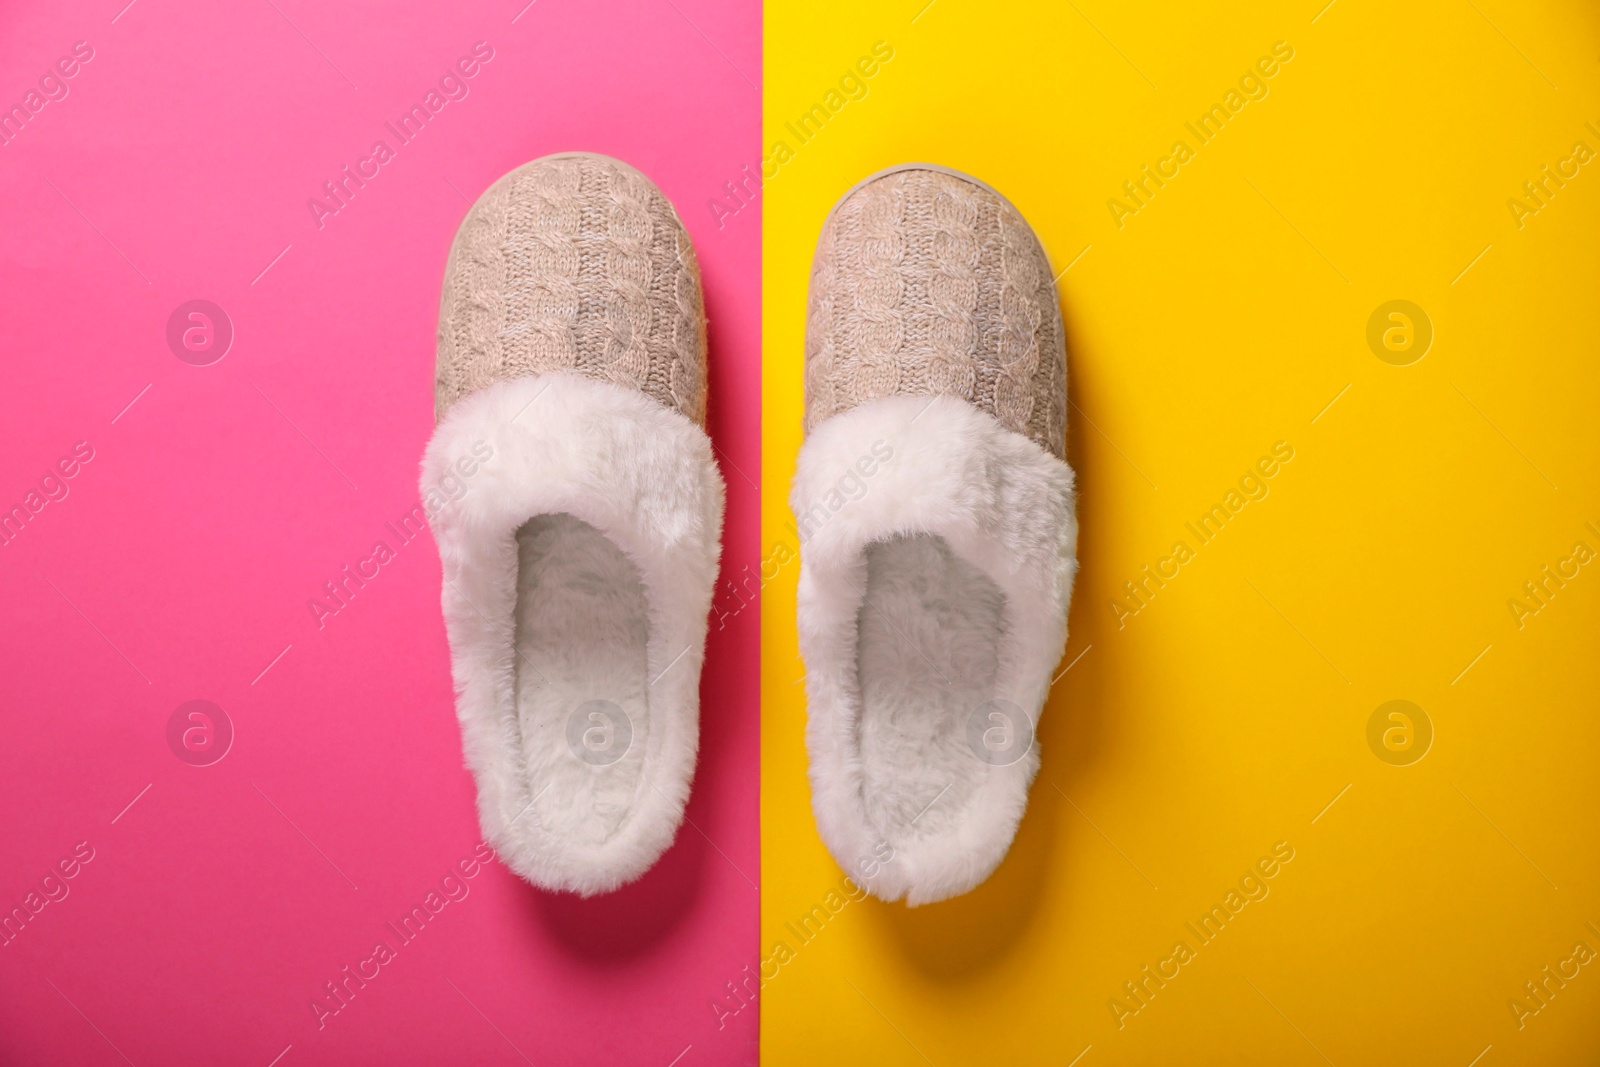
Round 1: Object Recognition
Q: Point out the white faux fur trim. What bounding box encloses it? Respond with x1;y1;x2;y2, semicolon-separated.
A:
792;395;1076;905
422;372;724;895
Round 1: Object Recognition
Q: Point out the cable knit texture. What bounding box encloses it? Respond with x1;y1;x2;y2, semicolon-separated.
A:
423;152;725;895
435;152;707;425
805;166;1066;458
795;164;1076;904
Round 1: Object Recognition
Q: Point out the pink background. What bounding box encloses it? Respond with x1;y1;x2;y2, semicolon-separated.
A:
0;1;760;1064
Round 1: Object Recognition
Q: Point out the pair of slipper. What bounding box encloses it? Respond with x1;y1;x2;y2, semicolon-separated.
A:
421;153;1077;906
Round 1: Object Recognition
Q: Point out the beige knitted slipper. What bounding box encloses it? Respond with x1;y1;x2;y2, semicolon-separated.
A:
792;163;1078;905
421;152;725;896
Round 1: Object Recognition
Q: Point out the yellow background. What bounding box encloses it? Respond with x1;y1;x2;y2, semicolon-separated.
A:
760;1;1600;1063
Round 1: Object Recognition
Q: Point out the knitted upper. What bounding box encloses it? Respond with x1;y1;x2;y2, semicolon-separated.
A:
435;153;707;425
804;167;1067;459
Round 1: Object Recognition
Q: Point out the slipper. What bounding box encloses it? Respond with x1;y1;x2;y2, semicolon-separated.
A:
793;164;1077;905
422;152;725;896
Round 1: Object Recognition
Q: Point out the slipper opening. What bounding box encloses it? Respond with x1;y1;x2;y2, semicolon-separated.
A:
857;533;1009;854
513;513;651;847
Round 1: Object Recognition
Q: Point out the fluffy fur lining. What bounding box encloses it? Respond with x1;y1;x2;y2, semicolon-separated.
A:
423;372;724;895
792;395;1076;905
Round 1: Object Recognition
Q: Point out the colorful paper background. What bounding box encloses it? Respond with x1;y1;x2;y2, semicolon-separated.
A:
0;0;759;1063
5;0;1600;1063
761;1;1600;1064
